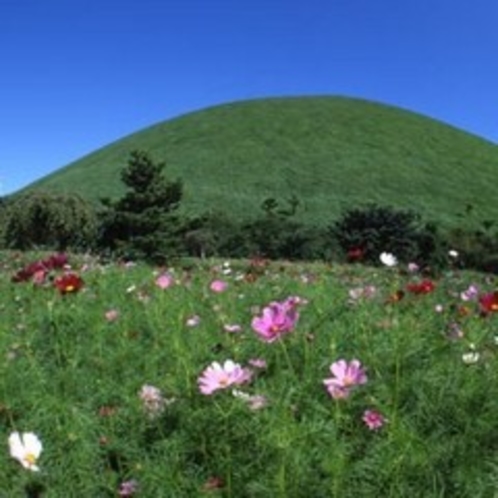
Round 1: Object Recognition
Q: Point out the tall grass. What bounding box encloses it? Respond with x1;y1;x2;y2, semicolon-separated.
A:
1;251;498;496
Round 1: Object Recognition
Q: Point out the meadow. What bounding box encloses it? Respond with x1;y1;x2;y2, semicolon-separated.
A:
1;251;498;497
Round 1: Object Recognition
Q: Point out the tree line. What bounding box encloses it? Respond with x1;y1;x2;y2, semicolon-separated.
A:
1;150;498;273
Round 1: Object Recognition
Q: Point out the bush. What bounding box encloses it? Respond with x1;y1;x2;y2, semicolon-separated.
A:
179;197;335;262
332;204;439;265
2;191;98;251
445;221;498;273
181;211;242;259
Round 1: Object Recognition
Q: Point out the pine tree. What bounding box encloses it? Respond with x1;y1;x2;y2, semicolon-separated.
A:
98;150;183;262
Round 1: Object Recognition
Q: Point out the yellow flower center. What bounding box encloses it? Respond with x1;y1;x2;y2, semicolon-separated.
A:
219;375;229;387
24;453;37;466
343;375;354;387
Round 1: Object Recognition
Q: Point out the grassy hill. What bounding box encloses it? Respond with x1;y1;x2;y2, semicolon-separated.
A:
18;96;498;227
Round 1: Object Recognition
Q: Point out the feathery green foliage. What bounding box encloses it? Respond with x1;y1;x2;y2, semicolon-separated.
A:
2;191;97;251
2;252;498;496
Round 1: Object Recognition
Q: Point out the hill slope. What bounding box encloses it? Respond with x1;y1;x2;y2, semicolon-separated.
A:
19;96;498;227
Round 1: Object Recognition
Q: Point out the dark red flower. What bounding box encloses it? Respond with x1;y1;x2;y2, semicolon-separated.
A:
11;253;68;283
54;273;84;294
347;247;364;262
406;279;435;294
45;253;68;270
479;292;498;314
11;261;46;283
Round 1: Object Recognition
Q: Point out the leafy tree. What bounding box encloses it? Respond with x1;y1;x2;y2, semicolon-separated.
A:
2;191;97;250
98;150;183;262
332;203;438;265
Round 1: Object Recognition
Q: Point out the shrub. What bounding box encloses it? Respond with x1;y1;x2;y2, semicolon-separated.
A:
233;197;332;261
332;204;438;265
445;221;498;273
2;191;98;251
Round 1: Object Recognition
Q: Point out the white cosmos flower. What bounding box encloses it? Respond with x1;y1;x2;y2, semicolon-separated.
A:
462;351;480;364
8;432;43;471
379;252;397;267
462;343;480;365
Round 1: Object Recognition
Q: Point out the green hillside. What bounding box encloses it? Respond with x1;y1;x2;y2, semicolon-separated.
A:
19;96;498;227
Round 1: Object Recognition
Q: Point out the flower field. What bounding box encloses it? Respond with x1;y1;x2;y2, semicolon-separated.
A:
1;251;498;497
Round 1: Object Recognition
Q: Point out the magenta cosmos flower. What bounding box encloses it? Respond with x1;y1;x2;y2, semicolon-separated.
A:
155;273;174;289
323;359;368;399
251;297;301;342
362;409;387;430
210;280;228;293
198;360;252;395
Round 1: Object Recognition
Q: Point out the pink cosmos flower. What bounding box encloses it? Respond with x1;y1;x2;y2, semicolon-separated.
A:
210;280;228;293
323;359;367;399
32;269;47;286
461;284;479;301
139;384;165;417
155;273;174;289
251;297;301;342
118;479;139;497
407;262;420;273
232;390;269;410
138;384;174;418
362;409;387;430
348;285;376;301
105;309;120;322
198;360;252;395
248;358;267;369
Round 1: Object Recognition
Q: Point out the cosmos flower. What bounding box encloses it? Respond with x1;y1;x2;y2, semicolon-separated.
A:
8;432;43;472
223;324;242;333
232;390;269;410
210;280;228;293
139;384;174;418
186;315;201;327
347;247;364;262
198;360;252;395
155;273;174;289
118;479;139;497
349;285;377;301
323;359;367;399
461;284;479;301
105;309;120;322
11;253;68;283
362;409;387;430
380;252;397;267
406;279;435;294
479;291;498;313
407;262;419;273
248;358;267;369
53;273;84;294
251;297;301;342
462;344;480;364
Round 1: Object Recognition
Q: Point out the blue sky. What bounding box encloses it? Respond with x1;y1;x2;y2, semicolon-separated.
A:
1;0;497;195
